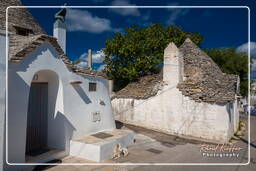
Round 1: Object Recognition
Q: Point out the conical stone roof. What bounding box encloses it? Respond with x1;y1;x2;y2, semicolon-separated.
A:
114;38;239;105
177;38;238;105
0;0;45;34
1;0;106;78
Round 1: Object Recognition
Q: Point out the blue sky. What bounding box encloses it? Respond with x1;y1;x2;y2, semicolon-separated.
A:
19;0;255;70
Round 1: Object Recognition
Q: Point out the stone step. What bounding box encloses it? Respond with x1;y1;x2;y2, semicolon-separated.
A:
70;129;135;162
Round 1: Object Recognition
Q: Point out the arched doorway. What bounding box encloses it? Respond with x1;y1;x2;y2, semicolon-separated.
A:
26;82;48;156
25;70;64;157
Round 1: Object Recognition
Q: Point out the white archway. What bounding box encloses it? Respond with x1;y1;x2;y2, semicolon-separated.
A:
26;70;65;159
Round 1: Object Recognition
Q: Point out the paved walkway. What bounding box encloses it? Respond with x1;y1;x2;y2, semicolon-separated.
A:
32;114;255;171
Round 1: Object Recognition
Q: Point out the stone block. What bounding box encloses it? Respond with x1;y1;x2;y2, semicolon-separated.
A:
70;129;135;162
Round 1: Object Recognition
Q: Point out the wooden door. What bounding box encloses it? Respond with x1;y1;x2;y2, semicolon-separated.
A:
26;83;48;156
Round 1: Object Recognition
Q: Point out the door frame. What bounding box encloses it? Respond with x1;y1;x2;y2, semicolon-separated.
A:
26;82;48;156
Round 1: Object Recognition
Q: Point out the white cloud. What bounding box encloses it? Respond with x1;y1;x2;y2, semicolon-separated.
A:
237;42;256;73
75;53;88;68
124;10;151;27
97;64;106;71
76;61;88;68
91;49;106;63
166;3;190;25
166;9;189;25
66;9;112;33
76;49;106;68
236;42;256;58
110;0;140;16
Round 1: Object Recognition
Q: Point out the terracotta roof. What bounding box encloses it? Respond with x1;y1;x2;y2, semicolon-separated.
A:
0;0;45;34
114;39;239;105
113;71;164;99
9;34;106;78
177;38;238;105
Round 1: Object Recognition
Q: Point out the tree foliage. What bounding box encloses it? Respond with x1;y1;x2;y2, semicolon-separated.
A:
103;24;248;96
205;48;248;96
103;24;203;90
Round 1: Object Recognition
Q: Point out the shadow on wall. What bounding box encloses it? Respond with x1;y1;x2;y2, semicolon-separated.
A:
226;103;234;123
8;70;31;163
14;42;60;73
72;85;92;104
48;111;76;150
7;44;76;163
44;69;76;150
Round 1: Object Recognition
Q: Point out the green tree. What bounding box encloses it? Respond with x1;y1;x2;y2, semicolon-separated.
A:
103;24;203;90
205;48;248;96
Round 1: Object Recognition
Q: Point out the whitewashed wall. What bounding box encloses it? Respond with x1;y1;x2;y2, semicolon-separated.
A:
112;85;238;142
0;30;7;171
112;42;239;143
7;41;115;165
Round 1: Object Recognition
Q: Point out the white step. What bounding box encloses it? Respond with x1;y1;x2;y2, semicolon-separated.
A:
69;129;135;162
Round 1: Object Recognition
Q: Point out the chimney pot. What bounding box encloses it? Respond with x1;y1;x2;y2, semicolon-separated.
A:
53;8;66;53
88;49;92;69
108;80;114;95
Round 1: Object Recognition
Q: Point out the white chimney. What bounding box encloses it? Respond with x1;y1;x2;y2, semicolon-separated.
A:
163;42;180;86
88;49;92;69
53;8;66;54
108;80;114;94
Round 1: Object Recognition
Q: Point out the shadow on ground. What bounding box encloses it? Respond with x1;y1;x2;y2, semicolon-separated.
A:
115;120;213;149
32;159;62;171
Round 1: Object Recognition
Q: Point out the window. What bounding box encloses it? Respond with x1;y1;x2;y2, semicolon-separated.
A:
14;26;32;36
89;82;97;92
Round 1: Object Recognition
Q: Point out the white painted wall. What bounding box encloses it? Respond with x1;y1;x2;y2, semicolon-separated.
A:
0;30;8;171
163;42;181;85
112;84;237;142
112;42;239;143
53;23;66;54
7;41;115;165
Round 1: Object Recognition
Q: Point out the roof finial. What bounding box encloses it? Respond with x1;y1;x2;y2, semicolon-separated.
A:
168;42;178;49
55;3;67;22
184;35;193;43
165;42;178;53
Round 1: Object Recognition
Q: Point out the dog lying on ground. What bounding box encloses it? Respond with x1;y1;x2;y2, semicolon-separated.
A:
112;143;129;159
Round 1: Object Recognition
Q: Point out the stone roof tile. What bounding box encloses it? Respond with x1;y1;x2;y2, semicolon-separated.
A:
9;34;106;78
177;38;238;105
113;71;164;99
0;0;45;34
114;39;239;105
3;0;106;79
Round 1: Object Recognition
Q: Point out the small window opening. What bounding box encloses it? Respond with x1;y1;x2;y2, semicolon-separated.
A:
89;82;97;92
14;26;32;36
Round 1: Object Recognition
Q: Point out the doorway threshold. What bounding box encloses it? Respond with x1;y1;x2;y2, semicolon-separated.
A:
26;148;66;163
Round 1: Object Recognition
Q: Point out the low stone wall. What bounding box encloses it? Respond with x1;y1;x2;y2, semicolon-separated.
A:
112;85;239;143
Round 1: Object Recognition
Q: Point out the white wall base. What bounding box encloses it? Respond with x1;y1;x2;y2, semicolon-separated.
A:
112;84;239;143
70;130;135;162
